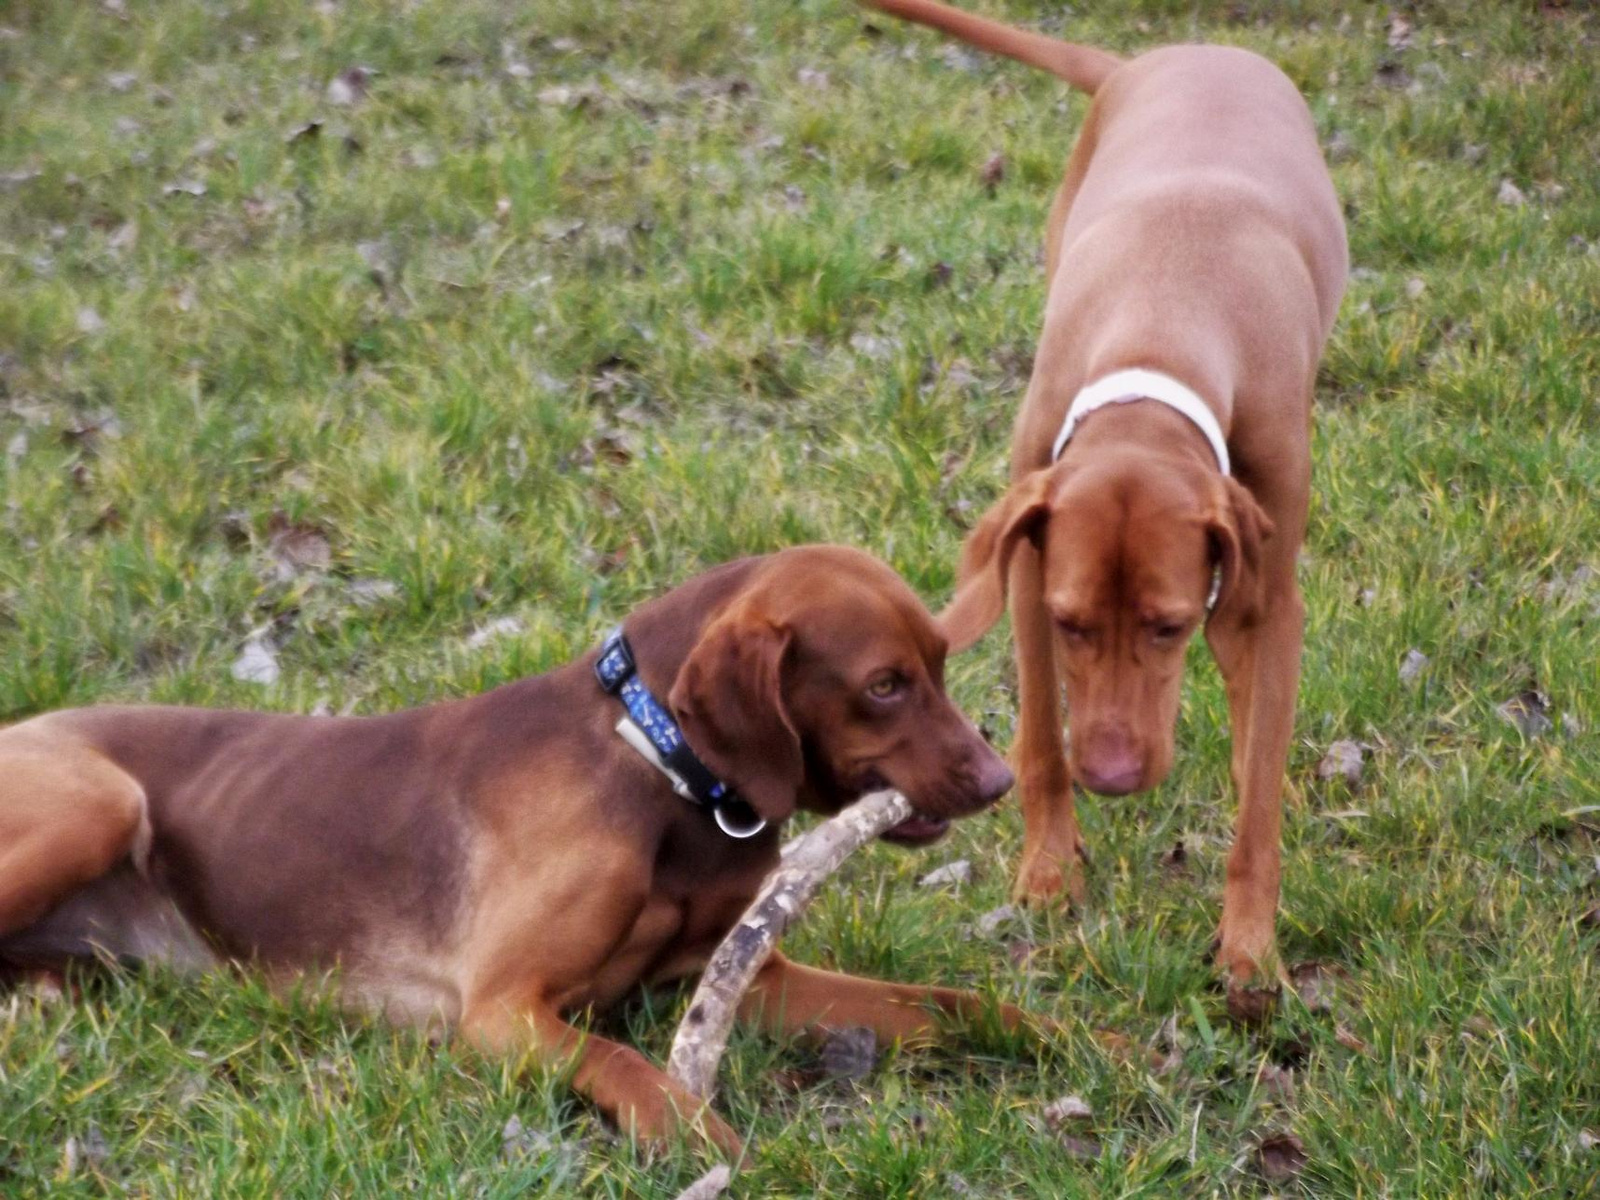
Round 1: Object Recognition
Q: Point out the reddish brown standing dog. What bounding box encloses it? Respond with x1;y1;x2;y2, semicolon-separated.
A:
870;0;1348;1009
0;546;1024;1155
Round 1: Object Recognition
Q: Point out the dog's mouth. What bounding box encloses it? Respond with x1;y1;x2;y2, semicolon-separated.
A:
850;768;954;847
878;812;952;846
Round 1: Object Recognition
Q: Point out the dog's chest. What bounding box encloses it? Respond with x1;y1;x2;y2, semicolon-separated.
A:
576;885;757;1011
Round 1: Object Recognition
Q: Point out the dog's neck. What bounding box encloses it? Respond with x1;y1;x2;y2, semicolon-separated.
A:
609;556;765;699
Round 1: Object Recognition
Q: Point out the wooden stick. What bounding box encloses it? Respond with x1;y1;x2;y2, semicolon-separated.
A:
666;789;913;1100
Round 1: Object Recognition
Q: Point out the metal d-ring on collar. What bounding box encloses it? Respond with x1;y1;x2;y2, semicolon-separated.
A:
594;628;768;839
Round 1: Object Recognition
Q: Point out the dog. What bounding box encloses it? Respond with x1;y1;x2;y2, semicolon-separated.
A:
869;0;1348;1011
0;545;1025;1154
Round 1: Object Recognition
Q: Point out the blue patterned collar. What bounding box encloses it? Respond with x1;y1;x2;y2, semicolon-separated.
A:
594;628;768;839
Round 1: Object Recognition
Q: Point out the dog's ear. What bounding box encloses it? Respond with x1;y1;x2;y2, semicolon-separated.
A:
1205;477;1276;628
669;608;801;824
938;469;1055;653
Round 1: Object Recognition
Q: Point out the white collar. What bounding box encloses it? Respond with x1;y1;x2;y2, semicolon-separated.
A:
1051;368;1230;476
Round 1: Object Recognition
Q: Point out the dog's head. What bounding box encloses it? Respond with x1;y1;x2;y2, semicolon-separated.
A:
669;545;1013;833
940;455;1272;796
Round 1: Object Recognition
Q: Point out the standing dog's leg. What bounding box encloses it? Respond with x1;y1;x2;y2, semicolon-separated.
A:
462;999;742;1155
0;736;145;936
1008;542;1084;905
1205;471;1309;1001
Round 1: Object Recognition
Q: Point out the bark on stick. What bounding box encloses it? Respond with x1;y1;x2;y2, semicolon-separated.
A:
666;789;914;1099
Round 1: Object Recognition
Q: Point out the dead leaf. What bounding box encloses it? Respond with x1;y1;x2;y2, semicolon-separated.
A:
163;178;207;198
1007;938;1040;968
1151;1012;1184;1075
467;617;525;650
61;1124;110;1175
1058;1134;1102;1160
1259;1062;1297;1103
62;414;122;447
1461;1015;1497;1040
1159;838;1190;876
917;859;972;888
975;904;1016;936
87;504;124;535
76;307;106;334
1288;960;1348;1014
1256;1132;1308;1182
1316;740;1365;787
797;66;830;91
6;432;26;461
326;66;372;106
105;70;139;93
672;1165;732;1200
1578;1129;1598;1153
267;514;331;576
1334;1024;1370;1054
539;218;586;243
1042;1095;1093;1127
1374;58;1410;88
231;637;280;685
1497;179;1528;207
286;120;323;144
1227;982;1280;1026
1399;648;1429;684
536;84;604;109
347;578;398;606
773;1065;828;1092
820;1026;877;1080
1386;14;1414;50
1405;277;1426;299
980;152;1005;192
1497;690;1553;737
500;1115;555;1161
849;332;898;361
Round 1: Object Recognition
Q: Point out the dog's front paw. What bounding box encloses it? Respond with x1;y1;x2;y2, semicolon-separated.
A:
1216;926;1284;1025
1012;841;1085;908
618;1085;744;1160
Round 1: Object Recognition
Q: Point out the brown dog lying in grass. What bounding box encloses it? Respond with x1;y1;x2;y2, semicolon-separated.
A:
0;545;1037;1153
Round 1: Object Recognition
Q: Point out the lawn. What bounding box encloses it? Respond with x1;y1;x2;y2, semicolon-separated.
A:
2;0;1598;1194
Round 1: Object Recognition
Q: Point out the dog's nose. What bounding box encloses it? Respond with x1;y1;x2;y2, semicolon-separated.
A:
1080;760;1141;795
974;754;1015;804
1078;732;1143;796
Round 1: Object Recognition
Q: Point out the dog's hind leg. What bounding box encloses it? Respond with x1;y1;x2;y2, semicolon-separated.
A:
0;723;146;939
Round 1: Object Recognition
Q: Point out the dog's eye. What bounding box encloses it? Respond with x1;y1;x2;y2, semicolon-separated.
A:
866;674;904;701
1057;620;1092;644
1150;621;1187;644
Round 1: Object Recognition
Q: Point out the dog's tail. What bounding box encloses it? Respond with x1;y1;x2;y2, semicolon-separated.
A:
864;0;1122;95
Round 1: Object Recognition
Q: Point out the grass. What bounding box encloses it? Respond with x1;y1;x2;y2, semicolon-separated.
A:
2;0;1598;1193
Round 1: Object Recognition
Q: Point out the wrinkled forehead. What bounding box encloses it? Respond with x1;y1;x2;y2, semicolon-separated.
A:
767;550;946;672
1041;494;1213;613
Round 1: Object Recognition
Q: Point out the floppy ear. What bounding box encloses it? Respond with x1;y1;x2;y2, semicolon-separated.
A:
669;607;802;824
1206;477;1276;628
938;469;1055;653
